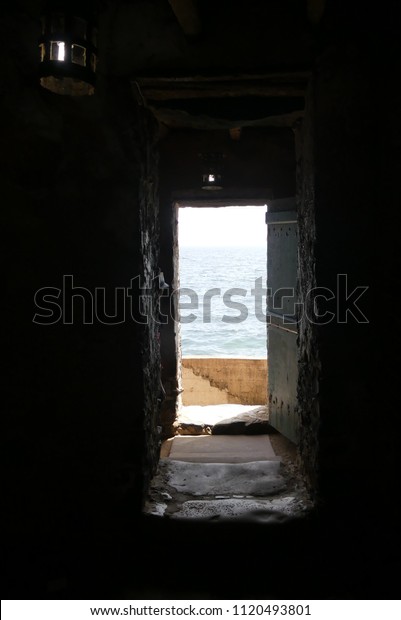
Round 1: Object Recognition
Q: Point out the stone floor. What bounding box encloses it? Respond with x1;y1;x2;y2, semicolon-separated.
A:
144;404;312;521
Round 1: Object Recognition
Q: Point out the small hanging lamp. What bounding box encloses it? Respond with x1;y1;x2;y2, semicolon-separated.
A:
199;152;224;190
202;171;223;190
38;6;98;96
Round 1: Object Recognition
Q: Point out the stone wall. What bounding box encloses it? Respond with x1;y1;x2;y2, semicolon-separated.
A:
158;199;181;438
2;18;161;547
136;102;163;496
295;85;320;495
182;357;268;405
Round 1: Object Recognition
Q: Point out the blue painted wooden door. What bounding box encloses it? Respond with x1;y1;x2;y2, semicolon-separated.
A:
266;198;299;444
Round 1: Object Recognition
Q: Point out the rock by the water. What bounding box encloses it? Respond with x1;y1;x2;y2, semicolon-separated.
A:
212;406;275;435
173;422;212;435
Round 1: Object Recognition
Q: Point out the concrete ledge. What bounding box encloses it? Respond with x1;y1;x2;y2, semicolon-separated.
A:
182;357;268;405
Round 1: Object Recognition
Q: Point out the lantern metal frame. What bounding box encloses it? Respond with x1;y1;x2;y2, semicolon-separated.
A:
38;11;98;96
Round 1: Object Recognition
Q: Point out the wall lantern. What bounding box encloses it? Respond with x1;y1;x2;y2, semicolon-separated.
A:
38;9;98;96
199;152;224;190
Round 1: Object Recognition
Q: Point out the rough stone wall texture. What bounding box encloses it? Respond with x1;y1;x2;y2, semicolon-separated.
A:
136;104;162;496
295;88;320;496
158;199;181;438
2;17;160;546
182;358;268;405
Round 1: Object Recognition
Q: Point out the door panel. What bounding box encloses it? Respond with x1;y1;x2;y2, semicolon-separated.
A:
268;327;298;443
266;198;299;444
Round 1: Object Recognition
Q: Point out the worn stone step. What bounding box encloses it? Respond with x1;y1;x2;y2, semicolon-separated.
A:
160;458;286;496
168;434;277;463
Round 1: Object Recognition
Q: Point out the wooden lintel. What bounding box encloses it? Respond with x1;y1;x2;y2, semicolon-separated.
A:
140;85;306;100
136;72;311;85
134;73;310;101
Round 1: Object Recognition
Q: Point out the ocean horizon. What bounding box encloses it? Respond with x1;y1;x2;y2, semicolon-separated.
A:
178;245;268;358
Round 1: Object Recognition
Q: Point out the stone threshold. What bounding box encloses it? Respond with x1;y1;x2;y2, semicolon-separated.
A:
144;432;312;522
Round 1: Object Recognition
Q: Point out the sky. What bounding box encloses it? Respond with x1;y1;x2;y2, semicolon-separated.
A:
178;206;267;247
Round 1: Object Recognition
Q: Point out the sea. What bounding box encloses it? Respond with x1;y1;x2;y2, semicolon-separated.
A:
178;246;267;358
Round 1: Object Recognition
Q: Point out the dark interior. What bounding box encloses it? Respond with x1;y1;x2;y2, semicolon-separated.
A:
2;0;399;600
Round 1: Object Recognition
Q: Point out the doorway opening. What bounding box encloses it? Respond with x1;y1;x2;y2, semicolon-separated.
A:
176;204;268;435
146;198;313;521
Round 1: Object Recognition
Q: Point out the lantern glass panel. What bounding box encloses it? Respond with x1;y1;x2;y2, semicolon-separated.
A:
50;41;65;61
72;44;86;66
